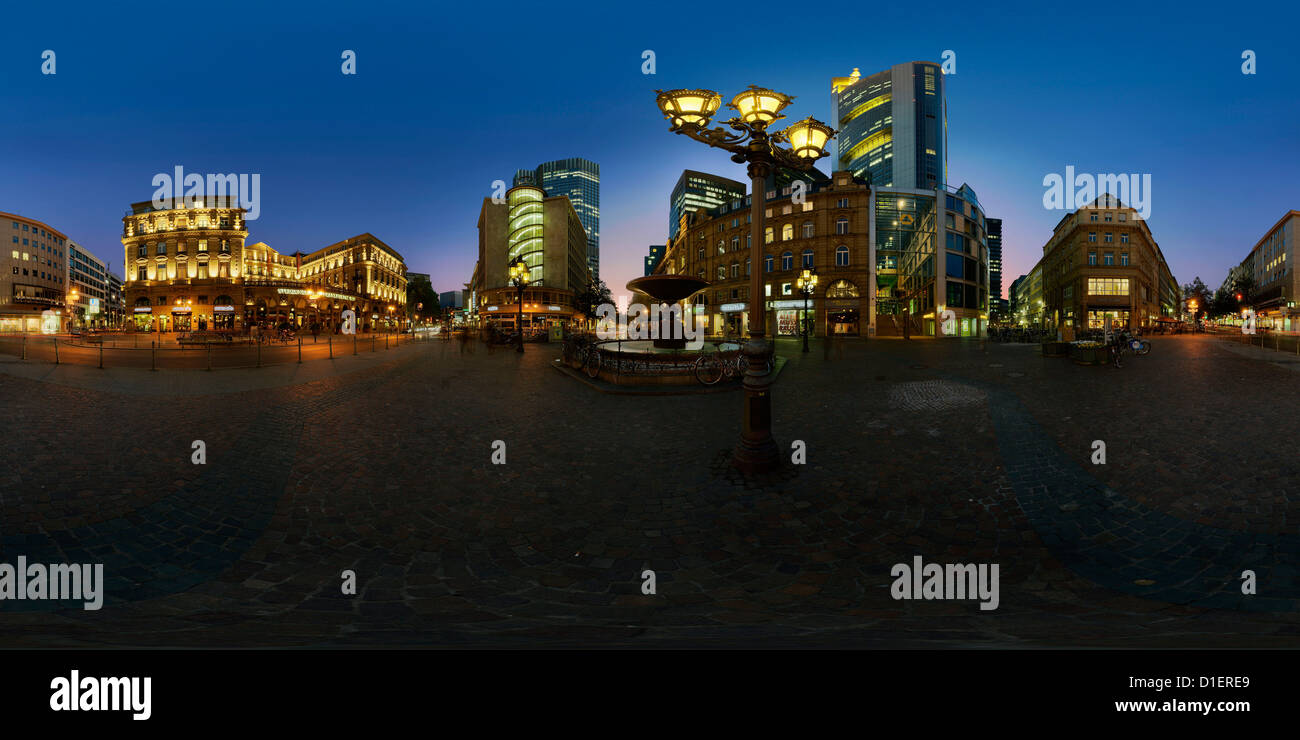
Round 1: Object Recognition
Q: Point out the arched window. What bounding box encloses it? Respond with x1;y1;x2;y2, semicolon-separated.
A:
764;227;774;244
836;217;849;235
802;221;815;238
731;236;739;252
835;245;850;267
782;224;794;241
825;279;860;299
781;251;794;270
764;255;774;272
801;249;814;269
730;262;739;278
215;294;233;306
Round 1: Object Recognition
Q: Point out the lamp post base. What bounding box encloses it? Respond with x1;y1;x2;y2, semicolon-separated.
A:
731;335;781;475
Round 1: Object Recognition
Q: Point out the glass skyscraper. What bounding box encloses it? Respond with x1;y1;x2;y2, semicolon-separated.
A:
514;158;600;280
987;217;1004;312
832;62;947;189
669;170;747;241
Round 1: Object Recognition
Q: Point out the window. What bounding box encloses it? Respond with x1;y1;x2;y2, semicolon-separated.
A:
782;224;793;241
825;279;859;298
1120;234;1129;244
199;240;208;252
800;249;813;268
764;255;774;272
946;252;965;278
1120;253;1129;266
1103;253;1114;266
1088;252;1096;266
718;266;726;280
781;251;793;270
835;245;849;267
837;198;849;208
137;267;147;280
745;258;751;276
731;237;739;252
1088;232;1097;242
1118;212;1127;222
156;242;167;255
1089;212;1098;222
945;232;968;253
1104;233;1113;243
1104;212;1113;222
802;222;814;238
835;218;849;234
781;282;793;295
1087;278;1129;296
698;247;705;260
764;227;774;244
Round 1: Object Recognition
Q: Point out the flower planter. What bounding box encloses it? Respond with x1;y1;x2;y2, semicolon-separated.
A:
1041;341;1070;357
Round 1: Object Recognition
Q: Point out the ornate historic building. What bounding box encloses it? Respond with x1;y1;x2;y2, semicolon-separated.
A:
121;197;407;333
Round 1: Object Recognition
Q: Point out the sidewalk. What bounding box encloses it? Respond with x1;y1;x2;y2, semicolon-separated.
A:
0;341;427;396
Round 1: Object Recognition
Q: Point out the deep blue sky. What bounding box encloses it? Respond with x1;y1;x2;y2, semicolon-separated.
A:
2;0;1297;299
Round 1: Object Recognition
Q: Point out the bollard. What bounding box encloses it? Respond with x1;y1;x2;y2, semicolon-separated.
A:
257;339;262;368
298;335;302;364
329;334;333;359
151;341;157;371
21;334;26;361
99;343;104;370
353;333;358;356
54;338;59;365
207;342;213;371
385;333;389;350
372;335;376;353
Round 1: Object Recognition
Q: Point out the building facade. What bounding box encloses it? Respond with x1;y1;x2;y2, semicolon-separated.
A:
2;212;70;332
644;244;665;276
471;185;591;333
106;271;125;328
1030;196;1177;331
67;241;110;329
669;170;747;242
514;158;600;279
987;218;1006;317
1239;210;1299;330
122;197;407;333
832;62;947;190
655;172;994;339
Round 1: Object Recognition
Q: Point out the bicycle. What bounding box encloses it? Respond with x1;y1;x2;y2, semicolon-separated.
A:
581;343;601;379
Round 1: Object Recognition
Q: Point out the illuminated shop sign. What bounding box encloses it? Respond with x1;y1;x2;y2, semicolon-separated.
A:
134;307;153;313
276;288;353;301
172;306;192;313
767;300;807;310
719;303;747;312
213;305;235;313
547;306;562;311
486;306;499;311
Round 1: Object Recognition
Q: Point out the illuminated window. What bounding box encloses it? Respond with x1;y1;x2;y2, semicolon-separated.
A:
1087;278;1129;296
782;224;794;241
765;227;774;244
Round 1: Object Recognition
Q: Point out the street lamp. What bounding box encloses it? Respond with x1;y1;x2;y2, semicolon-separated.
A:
796;268;818;353
508;257;530;353
656;85;835;474
387;304;395;332
67;287;79;331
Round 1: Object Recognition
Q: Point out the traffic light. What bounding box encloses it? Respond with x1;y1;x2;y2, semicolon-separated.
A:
1235;292;1243;302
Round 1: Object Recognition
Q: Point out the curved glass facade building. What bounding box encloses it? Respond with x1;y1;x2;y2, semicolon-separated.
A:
507;186;545;284
832;62;946;190
513;158;599;280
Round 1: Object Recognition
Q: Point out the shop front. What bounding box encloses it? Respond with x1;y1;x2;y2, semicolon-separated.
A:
131;306;153;331
213;298;236;331
1086;309;1131;330
719;302;747;338
768;299;813;338
826;304;860;336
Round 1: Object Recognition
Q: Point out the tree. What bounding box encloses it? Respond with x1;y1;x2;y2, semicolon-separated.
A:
1182;277;1211;321
406;275;438;322
573;277;613;326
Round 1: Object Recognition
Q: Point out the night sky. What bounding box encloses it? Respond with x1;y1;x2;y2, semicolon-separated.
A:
1;0;1296;299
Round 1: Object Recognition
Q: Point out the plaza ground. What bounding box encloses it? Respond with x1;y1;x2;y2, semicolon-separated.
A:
1;334;1298;647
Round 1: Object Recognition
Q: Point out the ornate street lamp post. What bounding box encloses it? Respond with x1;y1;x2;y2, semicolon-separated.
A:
655;85;835;473
509;257;530;353
796;268;818;353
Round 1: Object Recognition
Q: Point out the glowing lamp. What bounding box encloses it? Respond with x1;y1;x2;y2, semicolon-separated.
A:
727;86;791;127
782;116;835;159
655;89;722;128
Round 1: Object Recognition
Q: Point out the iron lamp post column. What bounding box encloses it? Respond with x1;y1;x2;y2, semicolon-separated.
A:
655;86;835;475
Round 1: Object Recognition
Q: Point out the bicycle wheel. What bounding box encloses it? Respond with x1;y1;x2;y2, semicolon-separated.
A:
583;346;601;378
694;353;724;385
1138;340;1150;356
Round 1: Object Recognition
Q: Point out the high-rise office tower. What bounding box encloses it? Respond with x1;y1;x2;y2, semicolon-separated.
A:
987;217;1004;310
669;170;747;241
514;158;600;280
832;62;947;189
644;244;666;276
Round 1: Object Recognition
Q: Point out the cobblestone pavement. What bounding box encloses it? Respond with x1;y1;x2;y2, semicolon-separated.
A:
1;334;1298;647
